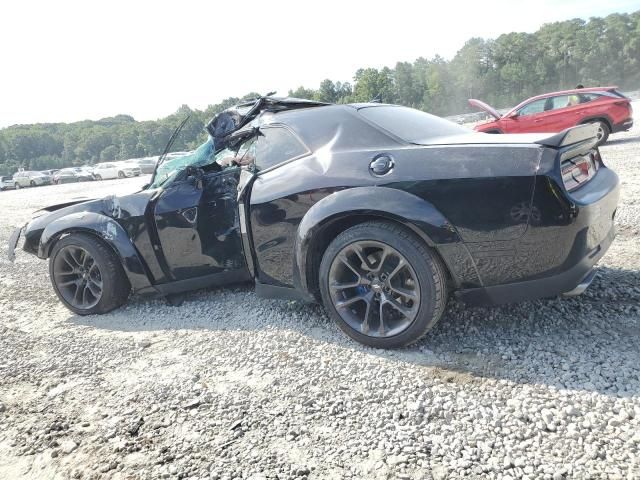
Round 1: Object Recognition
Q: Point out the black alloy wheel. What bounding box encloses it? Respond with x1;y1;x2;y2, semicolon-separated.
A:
319;221;448;348
53;245;103;310
49;233;130;315
328;240;420;338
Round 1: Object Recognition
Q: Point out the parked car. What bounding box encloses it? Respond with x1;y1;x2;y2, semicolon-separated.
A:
8;96;619;348
469;86;633;145
1;175;16;190
125;157;157;174
72;167;95;181
93;162;141;180
53;168;80;184
51;168;93;184
13;171;52;188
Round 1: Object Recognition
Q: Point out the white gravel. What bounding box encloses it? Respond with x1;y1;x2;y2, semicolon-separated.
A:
1;112;639;479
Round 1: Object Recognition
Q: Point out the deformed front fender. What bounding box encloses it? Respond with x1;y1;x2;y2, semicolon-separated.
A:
294;186;482;295
38;211;153;293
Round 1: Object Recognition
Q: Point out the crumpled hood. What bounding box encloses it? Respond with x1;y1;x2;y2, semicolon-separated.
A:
22;190;156;256
38;198;96;213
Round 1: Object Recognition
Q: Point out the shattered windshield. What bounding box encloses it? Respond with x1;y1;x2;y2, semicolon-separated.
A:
150;138;215;188
149;134;257;189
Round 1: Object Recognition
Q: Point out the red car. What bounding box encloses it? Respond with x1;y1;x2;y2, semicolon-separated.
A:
469;86;633;145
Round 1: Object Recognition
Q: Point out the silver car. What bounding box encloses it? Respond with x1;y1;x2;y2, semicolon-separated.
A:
13;171;52;188
1;175;16;190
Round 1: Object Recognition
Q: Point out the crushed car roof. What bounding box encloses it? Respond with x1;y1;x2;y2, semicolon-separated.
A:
205;96;329;148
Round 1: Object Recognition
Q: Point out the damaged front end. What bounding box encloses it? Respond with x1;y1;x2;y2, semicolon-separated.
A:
10;192;155;293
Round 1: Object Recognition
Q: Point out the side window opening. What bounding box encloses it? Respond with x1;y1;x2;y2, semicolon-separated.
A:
551;95;572;109
518;99;547;116
254;127;308;172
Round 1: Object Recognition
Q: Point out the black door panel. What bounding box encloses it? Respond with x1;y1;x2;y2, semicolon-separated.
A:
153;168;245;281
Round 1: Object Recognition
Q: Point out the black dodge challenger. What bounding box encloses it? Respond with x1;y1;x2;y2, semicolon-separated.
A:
8;96;619;348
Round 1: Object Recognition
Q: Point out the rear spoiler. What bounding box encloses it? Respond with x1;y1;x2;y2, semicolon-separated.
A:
535;124;599;149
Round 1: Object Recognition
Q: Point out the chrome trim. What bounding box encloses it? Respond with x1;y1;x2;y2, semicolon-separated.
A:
562;269;597;297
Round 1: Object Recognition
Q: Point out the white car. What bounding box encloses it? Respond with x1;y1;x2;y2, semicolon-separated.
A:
13;171;53;188
93;162;141;180
1;175;16;190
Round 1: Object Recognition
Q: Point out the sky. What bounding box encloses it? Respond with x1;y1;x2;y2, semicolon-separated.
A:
1;0;638;127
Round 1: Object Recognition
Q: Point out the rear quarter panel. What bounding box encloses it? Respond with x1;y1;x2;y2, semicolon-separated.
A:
248;142;542;288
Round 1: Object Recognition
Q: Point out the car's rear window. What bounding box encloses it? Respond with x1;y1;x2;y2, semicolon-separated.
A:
359;105;468;143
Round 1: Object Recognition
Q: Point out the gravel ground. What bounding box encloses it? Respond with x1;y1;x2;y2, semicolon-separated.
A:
1;113;639;480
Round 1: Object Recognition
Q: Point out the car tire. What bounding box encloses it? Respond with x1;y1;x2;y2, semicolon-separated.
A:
118;171;125;179
95;174;102;181
15;183;21;189
590;120;610;146
49;233;131;315
319;221;448;348
30;180;36;187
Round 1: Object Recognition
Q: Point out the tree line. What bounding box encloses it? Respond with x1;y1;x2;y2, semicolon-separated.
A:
1;10;638;175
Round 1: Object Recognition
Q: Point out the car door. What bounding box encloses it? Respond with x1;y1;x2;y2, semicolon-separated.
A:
15;172;27;187
512;98;549;132
105;164;119;179
538;95;575;131
152;138;256;282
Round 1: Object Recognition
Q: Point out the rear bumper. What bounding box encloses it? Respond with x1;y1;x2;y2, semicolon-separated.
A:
457;167;619;306
612;118;633;133
456;226;614;305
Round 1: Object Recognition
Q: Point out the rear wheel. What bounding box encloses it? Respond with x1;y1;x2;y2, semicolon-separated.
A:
319;221;448;348
590;120;610;146
30;180;36;187
15;183;21;189
95;174;102;181
49;233;130;315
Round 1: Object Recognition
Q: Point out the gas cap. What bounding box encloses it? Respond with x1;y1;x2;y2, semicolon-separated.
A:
369;155;394;176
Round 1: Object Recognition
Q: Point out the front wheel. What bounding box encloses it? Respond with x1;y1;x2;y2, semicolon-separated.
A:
117;171;125;179
30;180;36;187
49;233;131;315
319;221;448;348
15;183;21;189
95;174;102;181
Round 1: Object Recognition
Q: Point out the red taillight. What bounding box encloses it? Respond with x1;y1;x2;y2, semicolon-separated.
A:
561;152;598;192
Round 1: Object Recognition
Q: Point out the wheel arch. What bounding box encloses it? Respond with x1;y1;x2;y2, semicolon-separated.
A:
39;212;153;293
294;187;466;299
578;115;613;131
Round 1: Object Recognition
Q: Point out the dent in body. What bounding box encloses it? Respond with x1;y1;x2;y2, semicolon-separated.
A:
38;211;153;293
23;190;159;292
248;140;542;293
